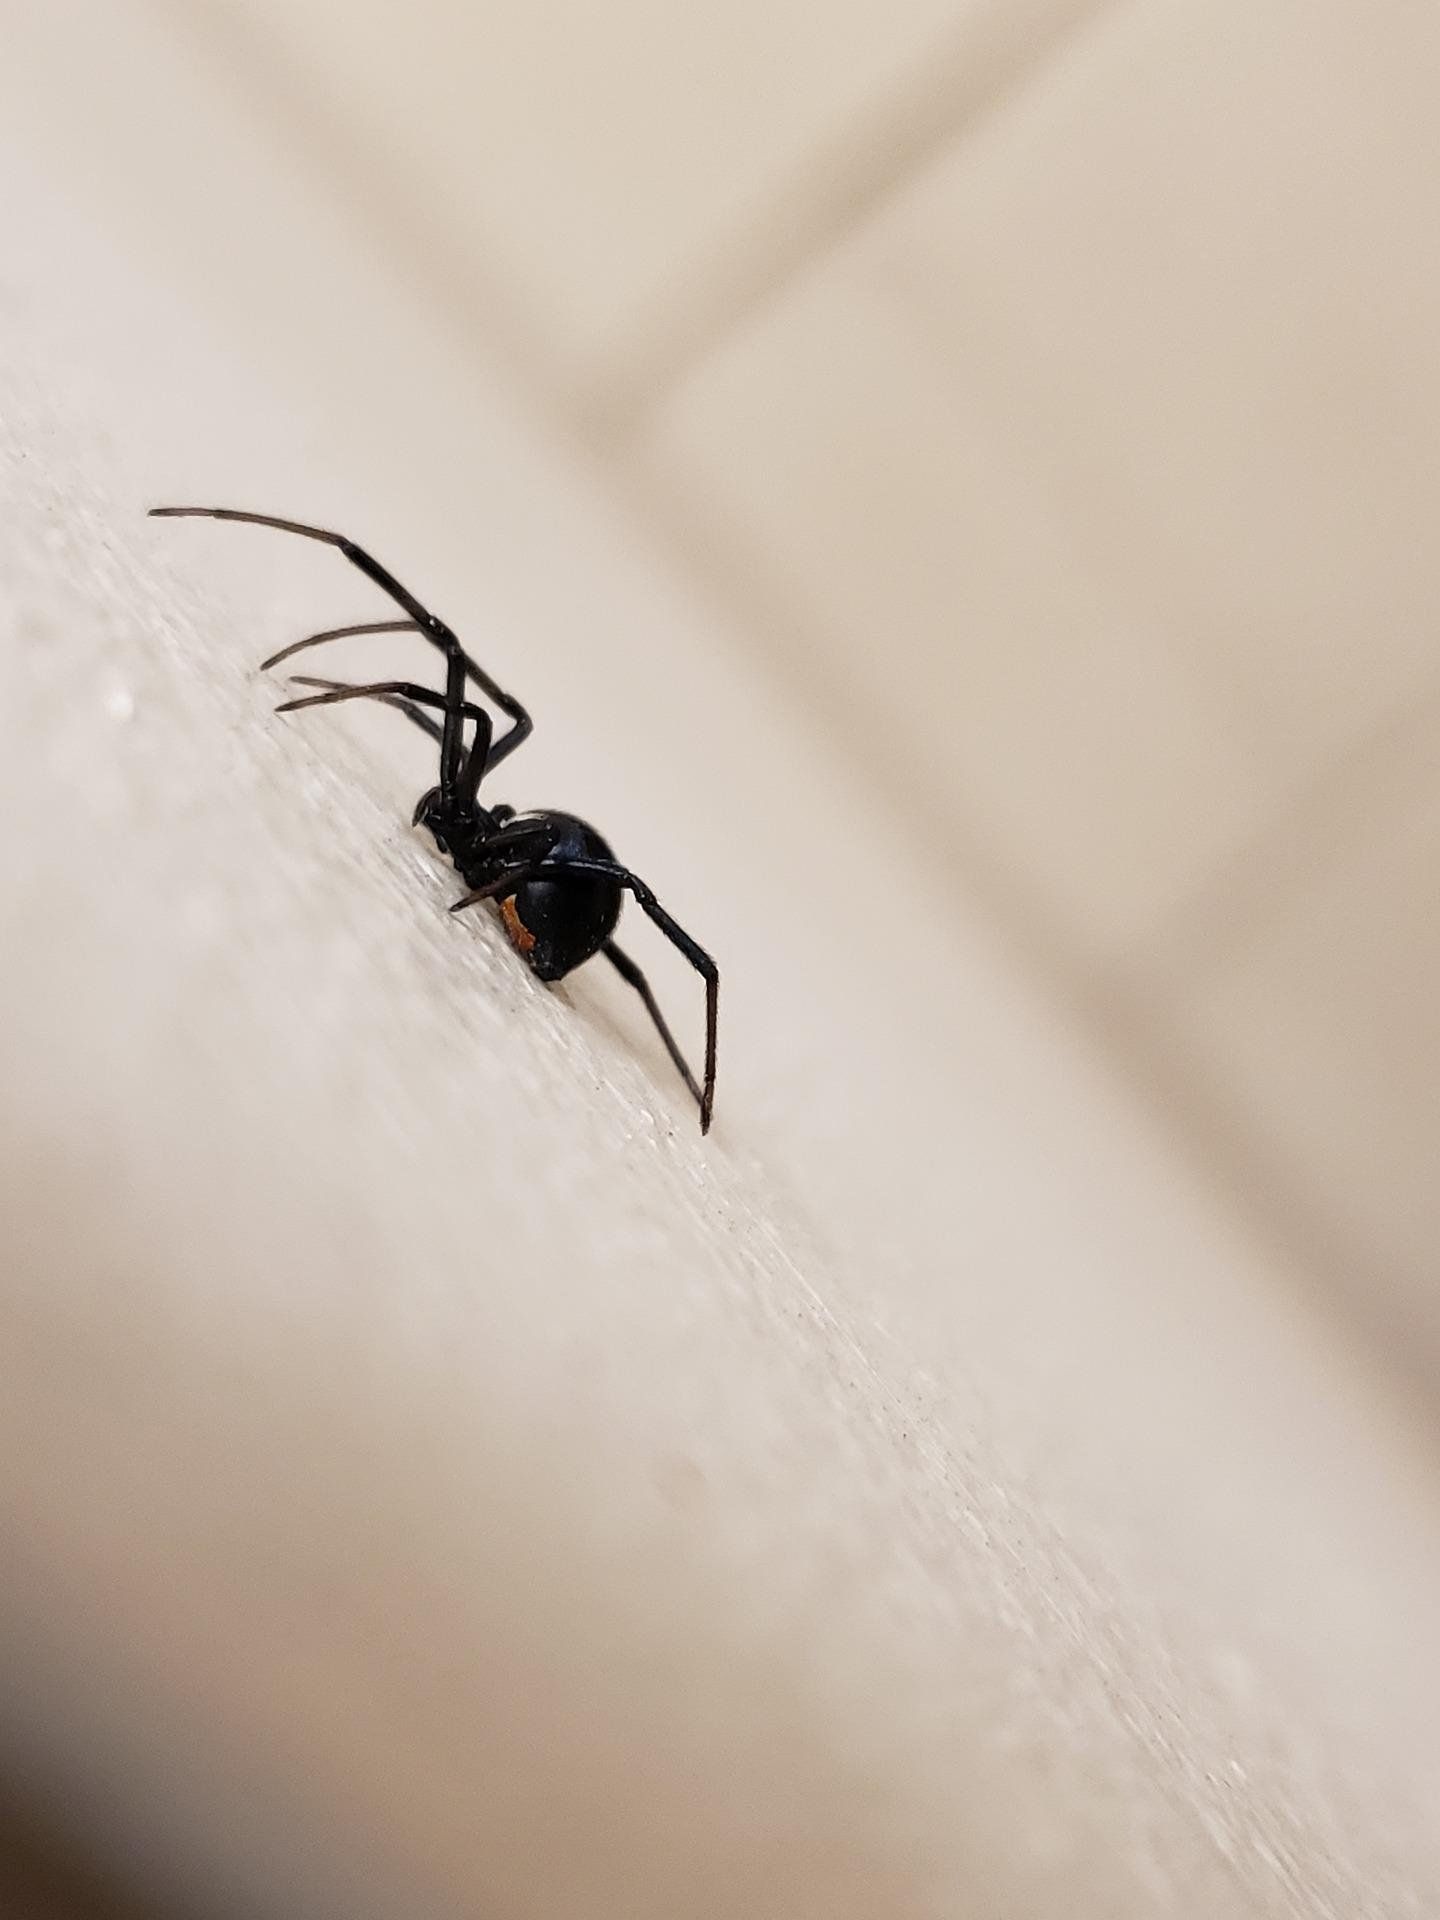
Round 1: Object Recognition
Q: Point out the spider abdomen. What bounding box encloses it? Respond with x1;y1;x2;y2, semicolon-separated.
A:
476;811;620;981
504;871;620;980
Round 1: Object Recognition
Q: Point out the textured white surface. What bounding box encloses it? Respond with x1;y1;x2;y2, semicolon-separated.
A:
5;9;1440;1918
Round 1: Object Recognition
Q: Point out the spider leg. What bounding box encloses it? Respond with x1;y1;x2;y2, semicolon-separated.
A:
276;678;494;794
445;837;559;914
149;507;533;797
602;940;704;1110
261;619;420;672
448;870;536;912
275;679;493;748
553;858;717;1132
284;675;442;744
459;695;501;808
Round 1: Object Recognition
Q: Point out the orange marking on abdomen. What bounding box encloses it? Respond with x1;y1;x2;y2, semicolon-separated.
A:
501;894;536;956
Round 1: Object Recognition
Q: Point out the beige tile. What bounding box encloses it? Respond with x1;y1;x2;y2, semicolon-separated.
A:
635;250;1260;959
892;0;1440;844
1163;701;1440;1367
190;0;1010;393
635;0;1440;961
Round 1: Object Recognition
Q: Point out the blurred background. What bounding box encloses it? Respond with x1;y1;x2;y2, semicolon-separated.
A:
5;0;1440;1914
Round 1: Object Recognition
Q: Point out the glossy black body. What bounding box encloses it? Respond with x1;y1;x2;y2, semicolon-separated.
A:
439;806;622;983
150;506;718;1131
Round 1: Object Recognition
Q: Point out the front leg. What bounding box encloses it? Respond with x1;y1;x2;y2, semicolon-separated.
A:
286;675;442;745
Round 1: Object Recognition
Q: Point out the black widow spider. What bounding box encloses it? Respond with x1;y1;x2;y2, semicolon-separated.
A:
150;506;718;1132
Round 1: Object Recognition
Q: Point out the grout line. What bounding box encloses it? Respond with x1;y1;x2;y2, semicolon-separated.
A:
153;0;1126;447
1129;664;1440;989
578;0;1127;445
